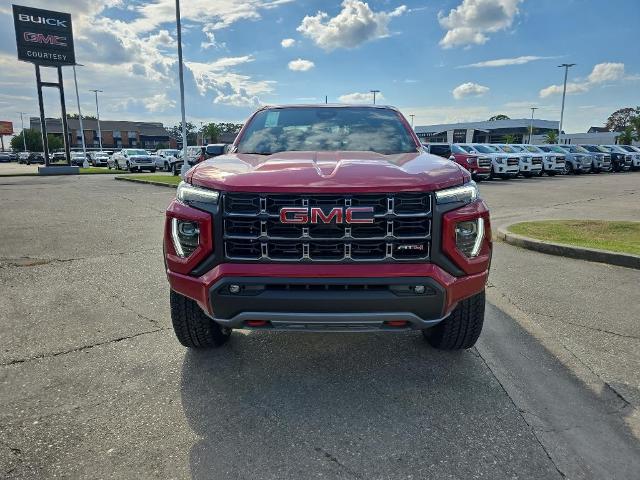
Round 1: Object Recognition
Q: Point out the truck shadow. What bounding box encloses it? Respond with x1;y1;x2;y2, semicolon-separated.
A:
179;326;563;479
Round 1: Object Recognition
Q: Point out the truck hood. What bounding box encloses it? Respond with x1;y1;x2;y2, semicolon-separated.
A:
187;151;468;193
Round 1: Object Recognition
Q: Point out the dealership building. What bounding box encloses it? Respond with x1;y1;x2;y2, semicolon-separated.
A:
415;119;559;144
30;117;175;150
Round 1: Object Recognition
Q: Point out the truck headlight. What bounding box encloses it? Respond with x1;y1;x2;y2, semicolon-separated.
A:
435;181;479;205
176;181;219;204
455;218;484;257
497;157;506;164
171;218;200;257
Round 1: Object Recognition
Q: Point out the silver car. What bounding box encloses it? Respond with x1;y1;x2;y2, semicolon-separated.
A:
539;145;591;174
519;144;566;176
110;148;157;172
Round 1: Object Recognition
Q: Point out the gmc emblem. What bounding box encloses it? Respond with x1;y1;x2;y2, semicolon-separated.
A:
280;207;374;224
23;32;67;46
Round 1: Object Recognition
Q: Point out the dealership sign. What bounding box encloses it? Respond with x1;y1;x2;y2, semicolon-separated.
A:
12;4;75;66
0;121;13;135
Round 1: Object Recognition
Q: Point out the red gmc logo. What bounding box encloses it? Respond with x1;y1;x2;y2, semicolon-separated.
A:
23;32;67;46
280;207;375;224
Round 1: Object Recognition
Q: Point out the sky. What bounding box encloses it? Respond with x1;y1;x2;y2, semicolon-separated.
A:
0;0;639;136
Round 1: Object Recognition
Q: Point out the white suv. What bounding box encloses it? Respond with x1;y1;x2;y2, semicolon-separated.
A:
519;144;565;176
458;144;519;179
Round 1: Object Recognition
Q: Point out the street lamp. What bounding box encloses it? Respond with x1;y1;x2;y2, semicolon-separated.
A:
557;63;575;144
89;89;103;151
175;0;188;155
17;112;28;152
529;107;538;144
370;90;380;105
73;65;88;166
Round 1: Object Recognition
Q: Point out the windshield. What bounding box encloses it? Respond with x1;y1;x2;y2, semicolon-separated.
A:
483;145;500;153
524;145;541;153
567;145;589;153
499;145;516;153
236;107;418;155
458;145;475;153
470;144;493;154
161;150;179;155
125;149;148;156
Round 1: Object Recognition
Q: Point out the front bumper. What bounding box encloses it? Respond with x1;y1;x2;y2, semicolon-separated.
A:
167;263;489;331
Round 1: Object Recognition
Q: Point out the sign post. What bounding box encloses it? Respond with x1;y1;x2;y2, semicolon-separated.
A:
13;4;76;170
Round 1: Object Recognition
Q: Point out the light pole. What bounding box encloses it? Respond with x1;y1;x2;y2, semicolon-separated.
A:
89;89;103;151
528;107;538;144
73;65;88;166
558;63;575;144
370;90;380;105
409;114;415;128
18;112;28;152
176;0;188;157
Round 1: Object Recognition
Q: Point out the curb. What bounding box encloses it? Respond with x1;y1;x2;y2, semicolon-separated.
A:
114;176;178;189
497;225;640;270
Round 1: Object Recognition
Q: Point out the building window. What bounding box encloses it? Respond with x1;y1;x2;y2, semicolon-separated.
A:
113;130;121;138
128;131;137;139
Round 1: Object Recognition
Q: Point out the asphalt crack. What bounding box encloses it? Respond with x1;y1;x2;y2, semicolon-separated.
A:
314;447;362;479
1;327;171;367
0;249;157;268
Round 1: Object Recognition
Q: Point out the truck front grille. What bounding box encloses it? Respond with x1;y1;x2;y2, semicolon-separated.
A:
507;157;519;166
478;157;491;168
531;157;543;165
222;193;432;262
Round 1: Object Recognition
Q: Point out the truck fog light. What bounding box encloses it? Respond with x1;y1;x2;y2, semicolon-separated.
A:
455;218;484;257
171;218;200;257
414;285;426;294
229;284;241;294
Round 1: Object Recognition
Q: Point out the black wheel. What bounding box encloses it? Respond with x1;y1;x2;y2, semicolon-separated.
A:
423;290;485;350
115;161;120;170
522;172;532;178
170;290;231;348
548;171;556;176
172;163;178;176
128;162;135;172
164;161;170;172
149;168;156;173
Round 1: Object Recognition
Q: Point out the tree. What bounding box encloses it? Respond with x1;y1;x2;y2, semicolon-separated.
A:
617;126;635;145
203;123;222;143
169;122;197;145
488;114;510;121
604;107;640;132
9;130;63;152
503;134;517;144
631;116;640;142
544;131;558;144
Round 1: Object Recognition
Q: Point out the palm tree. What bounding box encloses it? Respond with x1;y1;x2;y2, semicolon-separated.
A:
503;134;517;144
544;131;558;144
617;126;634;145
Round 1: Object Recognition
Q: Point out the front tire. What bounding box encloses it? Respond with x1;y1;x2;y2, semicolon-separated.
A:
170;290;231;348
423;290;485;350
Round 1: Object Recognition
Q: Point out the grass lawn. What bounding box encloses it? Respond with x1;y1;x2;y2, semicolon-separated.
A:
116;175;181;187
508;220;640;256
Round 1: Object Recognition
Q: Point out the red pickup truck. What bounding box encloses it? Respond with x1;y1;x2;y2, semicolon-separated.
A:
164;105;492;351
424;143;491;181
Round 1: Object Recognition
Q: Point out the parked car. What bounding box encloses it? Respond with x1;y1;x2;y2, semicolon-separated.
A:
457;143;519;179
518;144;565;176
493;144;535;177
538;145;591;174
51;151;67;162
17;152;31;164
598;145;632;172
579;145;612;172
164;104;492;350
26;152;45;164
90;151;110;167
70;151;90;166
0;152;12;162
154;149;181;174
110;148;156;172
424;143;490;181
617;145;640;170
179;146;209;177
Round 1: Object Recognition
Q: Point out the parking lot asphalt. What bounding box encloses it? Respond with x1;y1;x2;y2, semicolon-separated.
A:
1;173;639;479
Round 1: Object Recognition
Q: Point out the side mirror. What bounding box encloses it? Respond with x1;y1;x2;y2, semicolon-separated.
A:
224;144;233;154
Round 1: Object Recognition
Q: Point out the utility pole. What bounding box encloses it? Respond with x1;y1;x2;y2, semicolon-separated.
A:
73;66;88;165
370;90;380;105
176;0;188;157
529;107;538;144
89;89;103;151
558;63;575;144
325;95;328;104
409;114;415;128
18;112;28;152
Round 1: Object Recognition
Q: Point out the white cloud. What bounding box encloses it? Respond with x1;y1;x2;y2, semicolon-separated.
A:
288;59;315;71
145;93;176;112
461;55;555;68
297;0;407;51
438;0;523;49
452;82;490;99
539;62;625;98
281;38;296;48
338;91;385;103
